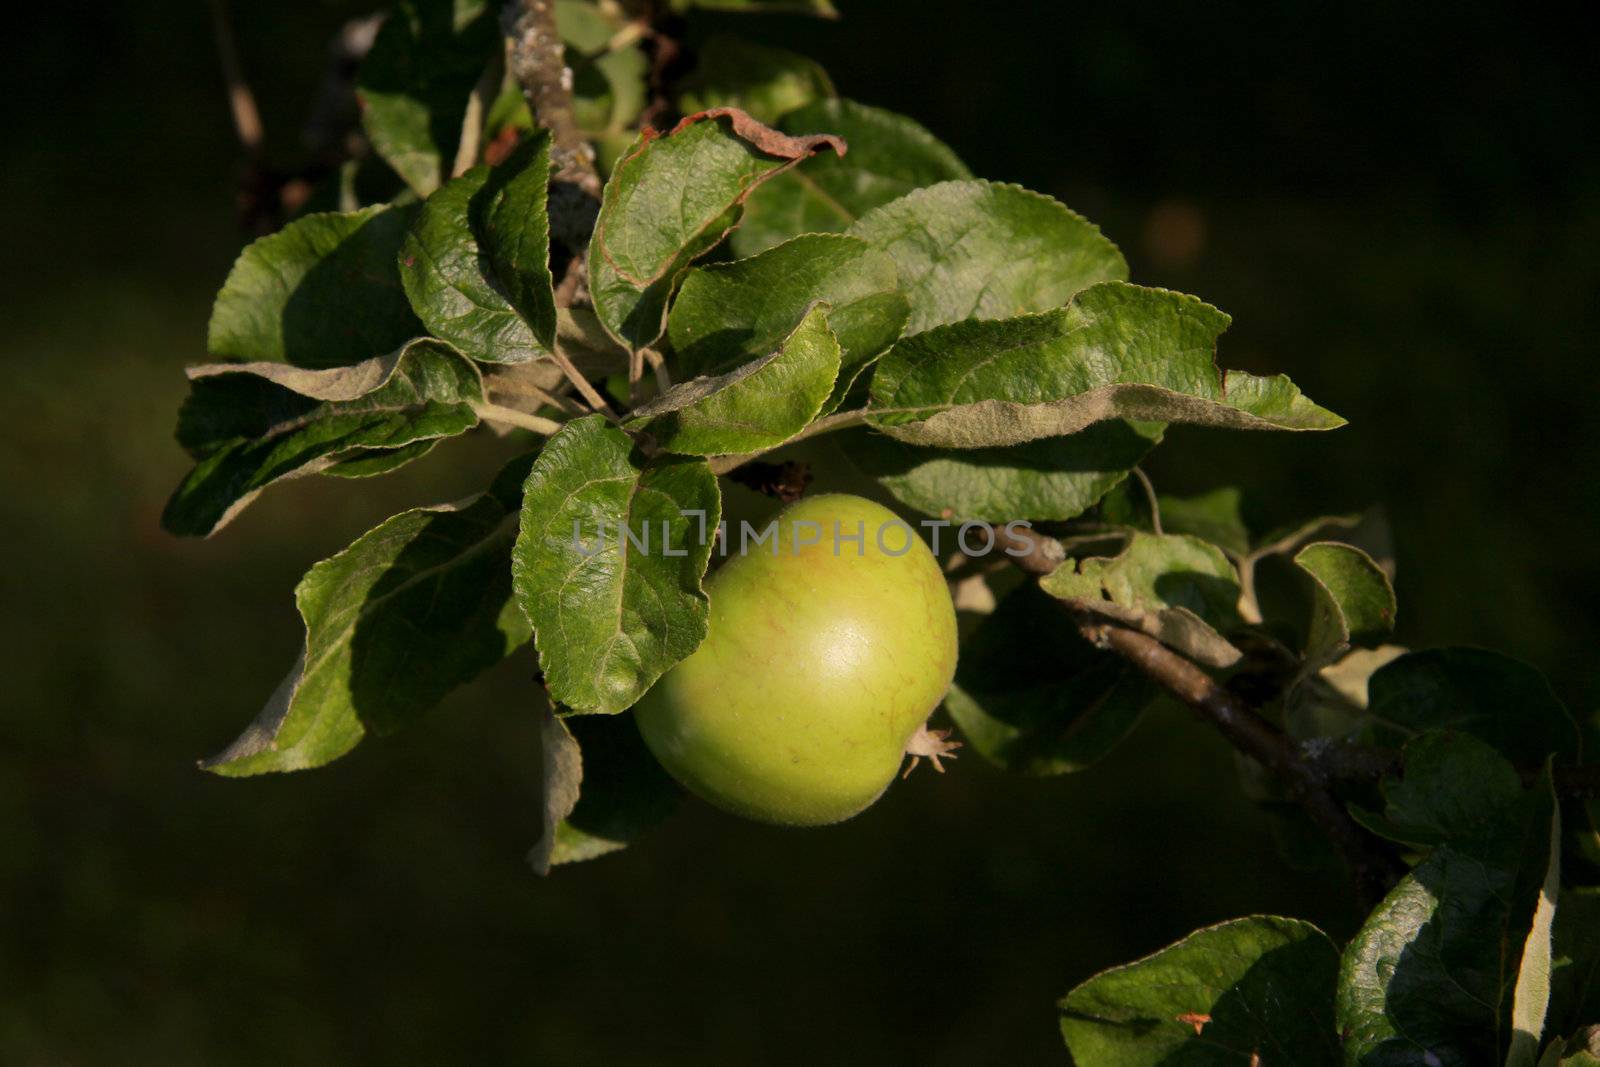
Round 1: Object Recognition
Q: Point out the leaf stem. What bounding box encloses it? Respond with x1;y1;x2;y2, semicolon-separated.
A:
1235;557;1265;625
474;402;564;435
547;348;620;419
1131;466;1163;536
503;0;604;306
642;347;673;392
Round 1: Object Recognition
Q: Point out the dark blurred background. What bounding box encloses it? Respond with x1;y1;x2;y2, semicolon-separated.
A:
2;1;1596;1062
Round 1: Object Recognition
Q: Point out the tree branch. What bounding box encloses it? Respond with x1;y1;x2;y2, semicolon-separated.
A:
208;0;264;159
1080;617;1404;904
996;523;1404;906
214;11;382;234
504;0;602;197
503;0;603;319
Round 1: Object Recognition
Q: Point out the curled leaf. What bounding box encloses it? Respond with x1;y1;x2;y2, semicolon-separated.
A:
867;282;1343;449
1040;532;1244;668
587;106;847;351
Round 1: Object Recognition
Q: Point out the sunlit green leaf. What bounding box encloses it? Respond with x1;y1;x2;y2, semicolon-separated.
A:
164;339;482;537
587;110;845;352
667;233;906;410
629;303;839;456
1041;531;1243;668
1294;541;1396;665
399;163;548;363
476;130;558;351
511;416;721;714
868;282;1344;448
208;205;423;368
850;179;1126;331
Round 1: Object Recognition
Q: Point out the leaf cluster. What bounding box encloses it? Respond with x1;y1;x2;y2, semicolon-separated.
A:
167;5;1600;1062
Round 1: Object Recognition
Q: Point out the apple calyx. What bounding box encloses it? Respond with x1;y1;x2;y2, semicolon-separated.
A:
901;723;962;779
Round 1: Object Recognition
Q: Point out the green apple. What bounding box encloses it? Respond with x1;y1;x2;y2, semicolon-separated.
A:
635;493;960;826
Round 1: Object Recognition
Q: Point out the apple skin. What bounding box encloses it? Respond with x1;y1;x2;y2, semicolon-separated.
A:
635;493;958;826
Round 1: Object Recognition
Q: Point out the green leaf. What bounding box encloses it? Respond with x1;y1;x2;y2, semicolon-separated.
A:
1294;541;1396;665
1041;531;1244;668
1357;730;1531;849
945;585;1157;775
587;108;846;352
676;35;834;125
730;99;971;257
1367;648;1582;766
203;453;535;775
1548;888;1600;1044
667;233;907;411
399;163;548;364
208;205;423;368
164;339;483;537
545;713;682;868
628;303;840;456
511;416;721;714
844;420;1163;523
670;0;838;14
867;282;1345;449
1059;915;1341;1066
1337;733;1561;1067
476;130;558;351
356;0;498;196
849;179;1127;332
1154;487;1254;557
